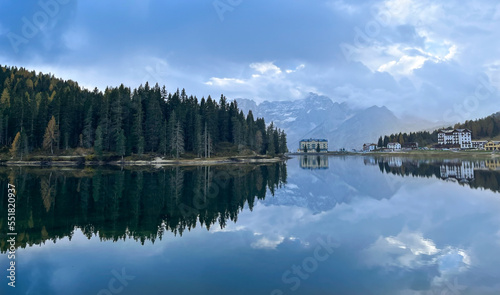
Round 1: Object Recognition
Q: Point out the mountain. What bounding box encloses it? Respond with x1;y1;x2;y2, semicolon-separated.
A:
237;93;435;151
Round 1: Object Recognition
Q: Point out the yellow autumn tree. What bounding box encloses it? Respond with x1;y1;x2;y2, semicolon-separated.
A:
43;116;59;155
10;131;21;158
1;88;10;108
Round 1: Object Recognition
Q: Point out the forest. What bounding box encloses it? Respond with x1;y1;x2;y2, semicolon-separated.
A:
378;111;500;147
0;65;287;160
0;163;287;252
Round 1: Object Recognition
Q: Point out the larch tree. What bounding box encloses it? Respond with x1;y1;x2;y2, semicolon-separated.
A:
43;116;59;155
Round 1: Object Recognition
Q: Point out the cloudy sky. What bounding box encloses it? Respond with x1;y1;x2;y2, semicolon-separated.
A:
1;0;499;122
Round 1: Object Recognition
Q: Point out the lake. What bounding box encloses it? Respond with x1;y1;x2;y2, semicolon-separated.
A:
1;156;500;295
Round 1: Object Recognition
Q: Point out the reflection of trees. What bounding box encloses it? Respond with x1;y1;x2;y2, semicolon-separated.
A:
375;157;500;193
0;163;287;252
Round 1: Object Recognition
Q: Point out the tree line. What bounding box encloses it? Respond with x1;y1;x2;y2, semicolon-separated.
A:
0;65;288;159
377;130;438;148
377;111;500;148
0;163;287;251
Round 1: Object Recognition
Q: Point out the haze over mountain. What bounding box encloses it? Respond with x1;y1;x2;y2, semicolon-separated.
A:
237;93;442;150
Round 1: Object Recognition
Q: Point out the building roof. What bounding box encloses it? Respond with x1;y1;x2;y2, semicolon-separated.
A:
300;138;328;142
439;129;472;134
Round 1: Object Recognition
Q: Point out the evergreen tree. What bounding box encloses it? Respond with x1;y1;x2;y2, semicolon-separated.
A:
94;125;104;159
158;119;168;156
82;106;94;148
116;129;126;161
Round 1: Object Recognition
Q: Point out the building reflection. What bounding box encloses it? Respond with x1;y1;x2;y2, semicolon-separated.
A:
300;155;329;169
375;156;500;193
440;161;475;182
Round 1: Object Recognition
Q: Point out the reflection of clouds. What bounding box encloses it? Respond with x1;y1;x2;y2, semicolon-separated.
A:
362;228;469;275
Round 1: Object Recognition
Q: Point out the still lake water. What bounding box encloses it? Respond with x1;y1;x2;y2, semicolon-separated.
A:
1;156;500;295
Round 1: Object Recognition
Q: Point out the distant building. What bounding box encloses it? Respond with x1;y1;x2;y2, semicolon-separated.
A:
387;142;401;150
299;139;328;153
402;142;419;150
363;143;377;152
438;129;472;149
472;140;488;150
485;141;500;151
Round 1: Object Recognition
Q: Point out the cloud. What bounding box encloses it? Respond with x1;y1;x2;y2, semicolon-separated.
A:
0;0;499;122
249;62;282;75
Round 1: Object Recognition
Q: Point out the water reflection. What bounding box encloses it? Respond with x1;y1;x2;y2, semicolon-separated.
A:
375;157;500;193
299;155;329;169
0;163;287;252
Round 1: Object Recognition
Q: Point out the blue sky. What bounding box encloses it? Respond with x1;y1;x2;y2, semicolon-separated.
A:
1;0;499;122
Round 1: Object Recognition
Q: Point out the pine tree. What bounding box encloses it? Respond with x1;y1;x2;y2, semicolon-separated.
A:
116;129;126;161
173;120;184;158
94;125;104;159
279;130;288;154
158;119;168;156
82;106;93;148
43;116;59;155
378;136;383;147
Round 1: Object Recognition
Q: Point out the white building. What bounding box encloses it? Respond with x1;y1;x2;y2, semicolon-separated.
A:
437;129;472;149
363;143;377;152
299;139;328;153
387;142;401;150
472;140;487;150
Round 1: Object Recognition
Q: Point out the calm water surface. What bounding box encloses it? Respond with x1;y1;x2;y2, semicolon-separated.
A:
1;156;500;295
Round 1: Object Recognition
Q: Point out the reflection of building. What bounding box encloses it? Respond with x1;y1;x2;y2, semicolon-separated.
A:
484;159;500;170
438;129;472;148
299;139;328;153
300;155;329;169
363;143;377;152
387;142;401;150
472;140;487;150
485;141;500;151
388;157;403;167
440;161;475;181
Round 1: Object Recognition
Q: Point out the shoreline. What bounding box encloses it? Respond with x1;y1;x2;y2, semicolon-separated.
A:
288;150;499;159
0;155;288;167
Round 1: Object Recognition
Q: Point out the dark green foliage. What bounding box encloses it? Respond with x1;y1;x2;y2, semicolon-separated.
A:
0;65;287;157
454;112;500;139
380;112;500;147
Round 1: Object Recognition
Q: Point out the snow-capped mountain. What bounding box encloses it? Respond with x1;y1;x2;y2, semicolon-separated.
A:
237;93;435;150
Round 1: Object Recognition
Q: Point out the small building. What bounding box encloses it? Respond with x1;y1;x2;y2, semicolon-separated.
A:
485;141;500;151
299;138;328;153
363;143;377;152
402;142;419;150
472;140;488;150
438;129;472;149
387;142;401;150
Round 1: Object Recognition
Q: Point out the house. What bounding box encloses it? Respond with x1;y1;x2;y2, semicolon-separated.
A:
387;142;401;150
485;141;500;151
437;129;472;149
402;142;419;150
471;140;488;150
363;143;377;152
299;139;328;153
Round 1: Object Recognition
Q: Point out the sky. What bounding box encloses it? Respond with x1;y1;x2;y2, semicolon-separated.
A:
0;0;499;122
